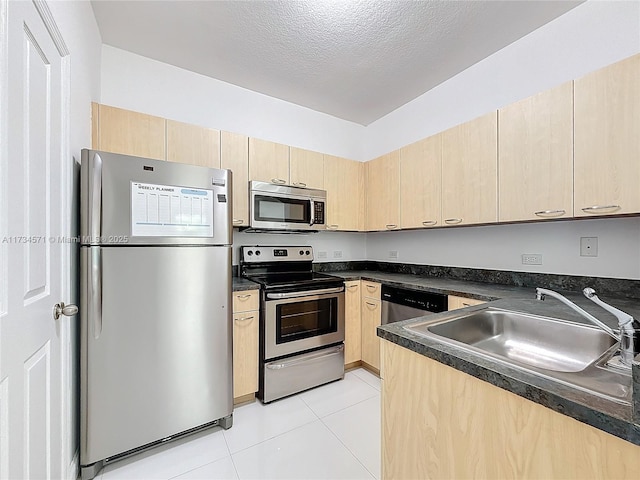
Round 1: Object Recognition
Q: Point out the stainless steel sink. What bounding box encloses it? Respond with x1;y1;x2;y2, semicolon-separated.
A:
404;307;631;404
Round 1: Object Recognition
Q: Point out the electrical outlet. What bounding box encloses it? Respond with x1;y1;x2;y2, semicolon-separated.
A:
389;250;399;259
333;250;343;259
580;237;598;257
521;254;543;265
317;251;327;259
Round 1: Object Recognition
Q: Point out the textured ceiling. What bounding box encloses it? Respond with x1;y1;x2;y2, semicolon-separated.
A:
91;0;582;125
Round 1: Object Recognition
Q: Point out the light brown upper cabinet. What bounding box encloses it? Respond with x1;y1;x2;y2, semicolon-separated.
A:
91;103;166;160
574;54;640;217
365;150;400;231
441;112;498;226
166;119;220;168
221;131;249;227
400;134;442;229
289;147;324;190
498;82;573;222
323;155;365;231
248;138;290;185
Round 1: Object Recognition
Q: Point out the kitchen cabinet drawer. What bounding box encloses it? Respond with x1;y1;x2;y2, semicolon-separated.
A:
344;281;362;365
233;290;260;312
362;281;381;300
448;295;485;311
233;311;259;400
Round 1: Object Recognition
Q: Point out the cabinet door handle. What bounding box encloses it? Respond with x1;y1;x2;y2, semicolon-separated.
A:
236;294;251;299
365;301;378;309
271;178;287;185
326;224;339;230
422;220;437;226
534;209;565;217
235;315;255;322
444;218;462;225
292;182;307;187
386;224;397;230
581;205;620;213
366;285;378;292
232;219;244;225
346;285;358;291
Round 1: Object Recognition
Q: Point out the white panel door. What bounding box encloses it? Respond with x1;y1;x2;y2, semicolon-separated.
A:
0;1;71;479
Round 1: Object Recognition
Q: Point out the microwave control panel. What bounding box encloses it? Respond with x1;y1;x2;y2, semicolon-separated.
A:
314;201;325;225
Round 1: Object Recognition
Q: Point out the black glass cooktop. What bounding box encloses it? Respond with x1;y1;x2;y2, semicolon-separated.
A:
246;272;343;291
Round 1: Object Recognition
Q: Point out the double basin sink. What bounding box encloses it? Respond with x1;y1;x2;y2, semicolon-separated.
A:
404;307;632;404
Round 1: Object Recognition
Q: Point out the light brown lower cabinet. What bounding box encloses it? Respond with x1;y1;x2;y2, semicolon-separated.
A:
232;290;259;403
344;281;362;366
381;340;640;480
361;282;382;372
448;295;486;311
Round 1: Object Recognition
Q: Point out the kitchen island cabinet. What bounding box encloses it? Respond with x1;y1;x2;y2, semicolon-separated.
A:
381;339;640;480
574;53;640;217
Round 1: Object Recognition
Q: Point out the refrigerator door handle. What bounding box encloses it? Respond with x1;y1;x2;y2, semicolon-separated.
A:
90;248;103;339
89;152;103;241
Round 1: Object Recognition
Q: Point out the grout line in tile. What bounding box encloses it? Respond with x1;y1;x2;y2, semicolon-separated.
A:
317;416;377;480
221;427;241;480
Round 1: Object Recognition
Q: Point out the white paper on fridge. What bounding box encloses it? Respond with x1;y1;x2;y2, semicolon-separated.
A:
131;182;214;237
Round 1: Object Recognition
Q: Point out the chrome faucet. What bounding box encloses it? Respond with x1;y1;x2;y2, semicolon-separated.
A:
536;287;638;367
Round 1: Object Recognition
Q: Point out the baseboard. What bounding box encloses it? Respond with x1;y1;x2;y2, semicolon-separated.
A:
345;361;362;372
233;393;256;406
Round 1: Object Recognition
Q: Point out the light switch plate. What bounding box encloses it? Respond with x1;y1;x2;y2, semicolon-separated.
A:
521;254;542;265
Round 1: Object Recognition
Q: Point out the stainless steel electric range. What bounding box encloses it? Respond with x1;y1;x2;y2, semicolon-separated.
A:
240;246;345;403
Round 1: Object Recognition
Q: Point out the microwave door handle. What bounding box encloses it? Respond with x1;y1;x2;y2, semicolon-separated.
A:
309;199;315;226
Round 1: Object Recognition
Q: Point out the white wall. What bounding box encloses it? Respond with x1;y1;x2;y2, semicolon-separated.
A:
233;231;366;265
366;218;640;280
100;45;366;161
363;0;640;158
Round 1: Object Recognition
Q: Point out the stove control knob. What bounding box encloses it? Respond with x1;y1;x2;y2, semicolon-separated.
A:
255;250;261;256
299;250;304;256
247;250;253;256
305;250;311;255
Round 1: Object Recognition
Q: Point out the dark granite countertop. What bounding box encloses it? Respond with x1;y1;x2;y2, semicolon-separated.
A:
232;277;260;292
326;269;640;446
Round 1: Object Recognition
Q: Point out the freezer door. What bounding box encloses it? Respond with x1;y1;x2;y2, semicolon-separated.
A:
80;149;232;246
80;246;232;465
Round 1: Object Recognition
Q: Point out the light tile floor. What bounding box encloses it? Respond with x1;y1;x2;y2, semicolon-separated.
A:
98;368;381;480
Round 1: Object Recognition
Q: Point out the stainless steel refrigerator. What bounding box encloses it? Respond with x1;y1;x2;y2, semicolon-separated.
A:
79;149;233;480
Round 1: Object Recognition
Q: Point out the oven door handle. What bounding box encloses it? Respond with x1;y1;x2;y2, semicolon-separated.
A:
266;344;345;370
266;286;344;300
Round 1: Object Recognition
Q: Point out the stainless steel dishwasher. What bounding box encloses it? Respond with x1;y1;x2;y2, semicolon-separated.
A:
381;285;447;324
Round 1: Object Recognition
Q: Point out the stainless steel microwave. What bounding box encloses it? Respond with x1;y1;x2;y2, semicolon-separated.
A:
249;181;326;231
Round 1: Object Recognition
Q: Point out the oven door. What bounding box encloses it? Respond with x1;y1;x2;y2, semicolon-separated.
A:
264;287;345;359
